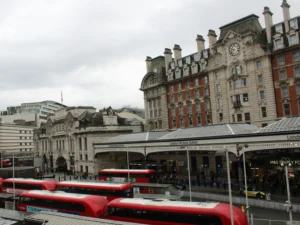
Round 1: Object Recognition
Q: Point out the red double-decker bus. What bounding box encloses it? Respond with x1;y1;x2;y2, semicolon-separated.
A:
99;169;155;183
2;178;56;195
18;190;108;218
56;181;133;202
106;198;248;225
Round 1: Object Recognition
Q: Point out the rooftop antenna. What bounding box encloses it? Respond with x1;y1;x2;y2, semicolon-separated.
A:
61;91;63;104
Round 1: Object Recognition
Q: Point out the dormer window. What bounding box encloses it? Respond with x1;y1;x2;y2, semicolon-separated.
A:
290;19;298;29
275;39;283;49
178;59;183;67
290;34;298;45
232;65;243;75
203;50;208;59
275;24;283;33
170;62;175;70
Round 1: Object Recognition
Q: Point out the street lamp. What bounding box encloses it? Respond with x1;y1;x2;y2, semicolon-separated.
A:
225;149;234;225
280;157;293;222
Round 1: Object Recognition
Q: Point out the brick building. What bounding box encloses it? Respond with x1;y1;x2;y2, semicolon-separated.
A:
141;0;300;130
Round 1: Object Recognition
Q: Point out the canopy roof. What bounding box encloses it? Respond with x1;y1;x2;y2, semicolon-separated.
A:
256;117;300;133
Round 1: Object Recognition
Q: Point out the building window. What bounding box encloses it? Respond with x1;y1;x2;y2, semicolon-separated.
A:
85;154;88;161
243;93;248;102
194;78;199;86
245;113;251;121
256;61;262;70
275;39;283;49
197;115;202;125
186;90;191;99
171;95;174;103
205;101;210;110
296;84;300;95
217;98;222;107
187;104;192;114
290;34;298;45
178;83;181;90
80;166;83;172
283;104;291;116
180;118;184;127
275;24;283;33
282;87;289;97
195;89;200;98
216;84;221;93
293;52;300;62
234;80;239;89
215;72;220;81
237;114;242;122
186;81;190;89
204;87;209;96
179;105;183;115
278;55;285;66
295;67;300;77
196;102;201;113
203;76;208;84
172;119;176;128
159;108;162;117
262;123;268;127
206;114;211;124
233;65;243;75
219;113;223;122
290;19;298;29
86;166;88;173
232;114;235;122
80;154;82;160
261;107;267;118
279;70;286;80
258;74;263;84
170;85;174;93
260;90;265;100
171;107;175;116
229;81;232;90
241;78;247;87
178;93;182;101
189;116;193;126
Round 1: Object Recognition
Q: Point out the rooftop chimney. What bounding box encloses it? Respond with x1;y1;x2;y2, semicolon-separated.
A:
263;6;273;43
164;48;173;71
173;44;182;65
196;35;205;56
145;56;152;73
281;0;290;32
207;30;217;49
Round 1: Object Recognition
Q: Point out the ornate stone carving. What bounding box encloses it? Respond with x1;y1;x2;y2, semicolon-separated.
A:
278;80;289;87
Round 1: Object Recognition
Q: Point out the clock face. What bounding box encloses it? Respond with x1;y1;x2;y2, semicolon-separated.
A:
229;43;240;56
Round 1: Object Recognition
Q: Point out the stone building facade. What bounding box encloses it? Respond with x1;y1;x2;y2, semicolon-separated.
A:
34;106;144;175
140;1;300;130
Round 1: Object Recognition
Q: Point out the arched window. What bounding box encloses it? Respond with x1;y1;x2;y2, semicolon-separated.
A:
232;65;243;75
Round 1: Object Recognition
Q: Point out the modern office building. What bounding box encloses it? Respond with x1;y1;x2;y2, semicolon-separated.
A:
1;100;67;126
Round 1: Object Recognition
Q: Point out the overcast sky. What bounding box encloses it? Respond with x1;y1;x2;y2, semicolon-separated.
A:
0;0;299;111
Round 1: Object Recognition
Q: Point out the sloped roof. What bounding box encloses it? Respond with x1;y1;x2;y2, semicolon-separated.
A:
159;124;259;140
105;131;169;143
118;112;145;124
256;117;300;133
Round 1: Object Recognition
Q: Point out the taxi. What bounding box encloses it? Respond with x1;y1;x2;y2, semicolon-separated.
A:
243;185;266;199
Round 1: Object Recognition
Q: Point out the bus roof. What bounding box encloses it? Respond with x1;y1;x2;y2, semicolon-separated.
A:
117;198;219;209
100;169;155;174
58;181;133;190
21;190;92;199
4;178;55;184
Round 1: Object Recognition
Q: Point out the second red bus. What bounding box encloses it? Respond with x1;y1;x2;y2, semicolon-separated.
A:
56;181;133;201
99;169;155;183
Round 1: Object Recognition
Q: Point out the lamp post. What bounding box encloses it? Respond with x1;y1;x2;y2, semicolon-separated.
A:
225;149;234;225
238;144;249;222
280;157;293;222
